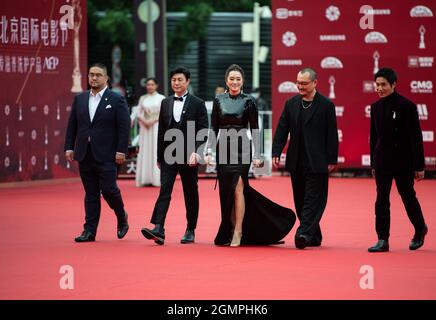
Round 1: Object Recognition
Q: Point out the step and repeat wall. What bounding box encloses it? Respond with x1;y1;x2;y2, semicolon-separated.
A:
272;0;436;170
0;0;87;182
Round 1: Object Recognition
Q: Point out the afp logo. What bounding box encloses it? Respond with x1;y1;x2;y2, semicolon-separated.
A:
44;56;60;71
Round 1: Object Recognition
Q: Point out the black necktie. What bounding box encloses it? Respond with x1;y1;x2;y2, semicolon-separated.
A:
174;96;184;102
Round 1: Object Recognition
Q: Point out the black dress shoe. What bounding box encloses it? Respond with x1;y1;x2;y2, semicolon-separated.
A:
117;212;129;239
368;240;389;252
141;224;165;245
180;229;195;244
409;225;428;251
295;234;309;249
75;230;95;243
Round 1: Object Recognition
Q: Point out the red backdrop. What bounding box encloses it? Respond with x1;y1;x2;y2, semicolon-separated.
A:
272;0;436;170
0;0;87;182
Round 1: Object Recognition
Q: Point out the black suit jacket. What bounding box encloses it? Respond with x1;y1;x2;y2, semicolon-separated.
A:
64;88;130;162
272;92;338;173
157;94;209;164
370;91;425;172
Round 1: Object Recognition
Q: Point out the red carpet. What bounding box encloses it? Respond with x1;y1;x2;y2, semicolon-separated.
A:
0;176;435;299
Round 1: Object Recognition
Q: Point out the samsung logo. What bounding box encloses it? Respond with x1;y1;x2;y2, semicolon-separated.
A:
363;9;391;15
276;59;302;66
275;8;304;19
320;35;346;41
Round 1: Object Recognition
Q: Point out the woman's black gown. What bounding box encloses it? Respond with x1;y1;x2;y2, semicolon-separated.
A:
207;93;296;245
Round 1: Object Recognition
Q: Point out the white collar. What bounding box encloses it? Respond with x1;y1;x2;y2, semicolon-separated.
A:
90;86;108;98
174;91;188;98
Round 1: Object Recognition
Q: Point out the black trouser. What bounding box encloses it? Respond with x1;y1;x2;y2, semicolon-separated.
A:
79;146;126;235
374;170;426;240
151;163;199;230
291;167;328;244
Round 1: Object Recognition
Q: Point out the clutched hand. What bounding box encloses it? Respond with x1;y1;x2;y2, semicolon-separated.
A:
204;155;215;166
415;170;425;181
188;153;201;167
272;157;280;169
65;150;74;162
115;152;126;165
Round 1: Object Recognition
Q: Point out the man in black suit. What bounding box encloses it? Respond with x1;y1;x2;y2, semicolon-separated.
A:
272;67;338;249
65;63;130;242
368;67;428;253
141;67;208;245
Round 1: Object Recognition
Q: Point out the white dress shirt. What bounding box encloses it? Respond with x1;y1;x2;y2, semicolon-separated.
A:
89;86;107;122
173;91;188;122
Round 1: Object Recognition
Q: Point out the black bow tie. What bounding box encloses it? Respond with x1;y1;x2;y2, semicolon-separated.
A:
174;96;184;102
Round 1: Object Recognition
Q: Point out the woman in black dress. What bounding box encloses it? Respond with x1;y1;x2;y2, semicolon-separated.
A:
205;64;296;246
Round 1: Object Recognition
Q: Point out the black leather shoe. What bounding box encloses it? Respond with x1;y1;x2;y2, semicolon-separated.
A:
141;224;165;245
368;240;389;252
295;235;309;249
409;225;428;251
180;229;195;244
75;230;95;243
117;212;129;239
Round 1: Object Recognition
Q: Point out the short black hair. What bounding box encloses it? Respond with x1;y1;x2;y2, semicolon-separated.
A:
170;66;191;80
89;62;108;75
145;77;159;85
374;67;397;85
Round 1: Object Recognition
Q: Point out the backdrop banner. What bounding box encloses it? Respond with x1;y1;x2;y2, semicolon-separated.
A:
0;0;88;182
272;0;435;170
